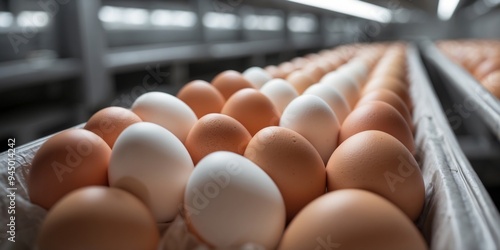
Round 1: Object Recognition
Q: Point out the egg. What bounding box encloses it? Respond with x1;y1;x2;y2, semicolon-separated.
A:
363;76;412;109
356;89;413;128
260;79;299;114
242;67;272;89
29;129;110;209
244;127;325;222
280;95;340;164
131;91;197;142
339;101;415;153
278;62;296;78
184;151;285;249
326;131;424;220
109;122;194;222
290;57;309;69
264;65;285;79
176;80;225;118
474;58;500;80
185;114;252;164
211;70;255;99
303;83;351;124
278;189;427;250
221;89;280;135
286;70;316;94
482;71;500;98
37;187;159;250
301;64;325;83
320;71;360;109
84;107;142;148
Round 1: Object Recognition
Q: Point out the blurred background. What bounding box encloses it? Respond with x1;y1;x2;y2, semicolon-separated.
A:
0;0;499;198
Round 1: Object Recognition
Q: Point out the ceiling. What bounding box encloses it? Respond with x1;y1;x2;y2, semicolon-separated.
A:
361;0;481;16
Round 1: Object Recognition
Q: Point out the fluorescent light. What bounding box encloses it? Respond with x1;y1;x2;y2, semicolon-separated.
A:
150;10;173;26
288;14;317;32
170;11;197;27
17;11;49;28
287;0;392;23
244;14;283;31
0;12;13;27
122;8;149;25
99;6;123;23
438;0;460;20
203;12;240;29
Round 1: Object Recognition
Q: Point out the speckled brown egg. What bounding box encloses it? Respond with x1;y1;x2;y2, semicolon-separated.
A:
326;130;424;221
177;80;226;118
185;113;251;164
244;126;325;222
84;107;142;148
211;70;255;100
221;89;280;135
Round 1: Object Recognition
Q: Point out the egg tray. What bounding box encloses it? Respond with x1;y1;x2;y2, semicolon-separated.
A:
1;45;499;250
419;41;500;141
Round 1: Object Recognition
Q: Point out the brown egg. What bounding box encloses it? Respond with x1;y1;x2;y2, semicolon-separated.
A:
326;131;424;220
339;101;414;153
279;189;427;250
301;64;324;83
286;71;316;94
278;62;296;78
221;89;280;135
463;54;485;72
474;58;500;80
211;70;254;100
84;107;142;148
185;113;252;164
265;65;285;79
37;187;159;250
363;76;412;109
482;71;500;99
177;80;226;118
244;126;325;222
29;129;111;209
291;57;309;69
356;89;413;128
370;64;407;84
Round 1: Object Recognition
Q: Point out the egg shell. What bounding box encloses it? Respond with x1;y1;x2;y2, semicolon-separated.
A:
363;76;412;109
185;113;252;164
481;71;500;99
339;101;415;153
176;80;226;119
244;127;325;222
184;151;285;249
264;65;285;79
280;95;340;164
131;91;197;143
109;122;194;222
37;187;159;250
84;107;142;148
326;131;424;221
260;79;299;114
286;70;316;94
221;88;280;136
290;57;310;69
211;70;255;100
320;71;360;109
356;89;413;128
242;67;273;89
301;64;325;83
278;62;296;78
29;129;110;209
303;83;351;124
278;189;427;250
474;58;500;80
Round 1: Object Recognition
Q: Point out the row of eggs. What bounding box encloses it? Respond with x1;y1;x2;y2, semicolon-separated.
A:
30;42;426;249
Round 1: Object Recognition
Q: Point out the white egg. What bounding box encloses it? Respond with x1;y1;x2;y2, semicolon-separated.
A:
131;91;197;142
109;122;194;222
320;71;360;109
242;67;272;89
184;151;285;249
280;95;340;164
260;79;299;114
303;84;351;124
